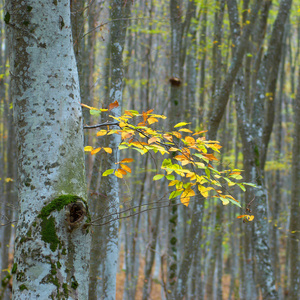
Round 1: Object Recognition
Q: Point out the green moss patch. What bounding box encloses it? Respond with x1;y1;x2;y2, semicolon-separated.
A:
11;263;17;274
38;195;79;219
19;284;28;291
40;216;60;252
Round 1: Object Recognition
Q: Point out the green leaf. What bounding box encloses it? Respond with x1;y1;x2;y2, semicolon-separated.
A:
153;174;164;181
225;197;241;208
205;168;210;179
102;169;114;176
166;175;175;180
90;109;101;116
119;144;128;150
243;182;257;187
237;183;246;192
162;158;172;167
169;189;183;199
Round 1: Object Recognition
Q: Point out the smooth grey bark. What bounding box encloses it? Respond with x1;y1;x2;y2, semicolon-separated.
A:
168;1;195;296
6;0;91;299
88;1;131;299
142;204;161;300
207;0;261;140
288;67;300;300
199;0;207;121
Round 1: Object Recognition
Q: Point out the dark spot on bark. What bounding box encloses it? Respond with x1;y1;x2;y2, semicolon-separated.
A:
169;77;181;86
59;16;65;30
26;6;33;12
39;43;47;48
4;12;10;24
46;108;55;115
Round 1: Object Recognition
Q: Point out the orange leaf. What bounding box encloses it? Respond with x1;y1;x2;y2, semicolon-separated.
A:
120;164;132;173
103;147;112;154
142;111;148;122
146;109;154;114
172;131;182;138
120;158;134;163
117;168;127;175
96;130;107;137
108;100;119;111
124;110;133;117
202;153;218;161
237;215;254;222
121;132;133;140
81;103;99;110
185;136;195;144
163;134;173;142
91;147;101;155
193;130;208;136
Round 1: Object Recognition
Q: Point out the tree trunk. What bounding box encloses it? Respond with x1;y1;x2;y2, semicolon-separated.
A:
288;67;300;300
6;1;91;298
88;1;131;299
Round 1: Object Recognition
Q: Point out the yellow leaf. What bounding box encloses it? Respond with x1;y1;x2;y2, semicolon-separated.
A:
219;197;229;205
115;170;123;178
148;137;159;144
91;147;101;155
120;164;131;173
150;114;167;119
168;180;179;186
96;130;107;137
169;147;179;151
182;160;192;166
103;147;112;154
181;197;190;206
198;185;213;198
179;128;193;133
174;122;190;128
181;188;195;206
84;146;93;152
147;117;158;125
5;177;14;183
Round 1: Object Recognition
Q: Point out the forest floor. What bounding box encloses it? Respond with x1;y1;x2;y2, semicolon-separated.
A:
115;251;233;299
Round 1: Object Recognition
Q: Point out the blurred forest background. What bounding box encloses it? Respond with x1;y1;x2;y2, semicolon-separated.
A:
0;0;300;299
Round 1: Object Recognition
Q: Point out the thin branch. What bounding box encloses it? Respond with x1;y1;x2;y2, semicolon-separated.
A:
83;121;120;129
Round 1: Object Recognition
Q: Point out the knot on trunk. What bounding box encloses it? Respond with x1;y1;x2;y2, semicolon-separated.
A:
66;202;86;230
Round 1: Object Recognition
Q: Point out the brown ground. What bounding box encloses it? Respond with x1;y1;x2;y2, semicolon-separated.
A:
115;252;233;300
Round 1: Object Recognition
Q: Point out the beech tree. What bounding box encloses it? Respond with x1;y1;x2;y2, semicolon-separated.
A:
6;0;90;298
